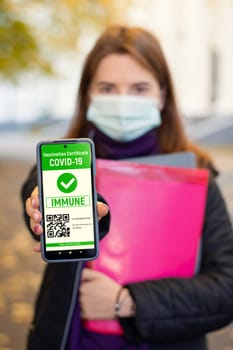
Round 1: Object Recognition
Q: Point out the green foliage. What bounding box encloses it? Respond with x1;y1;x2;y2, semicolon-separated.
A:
0;0;131;81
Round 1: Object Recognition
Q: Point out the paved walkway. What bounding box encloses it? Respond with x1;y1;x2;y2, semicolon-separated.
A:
0;144;232;350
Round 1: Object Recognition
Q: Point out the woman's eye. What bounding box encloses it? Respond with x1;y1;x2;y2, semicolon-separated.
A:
132;84;150;95
137;87;147;93
98;84;115;94
102;87;112;94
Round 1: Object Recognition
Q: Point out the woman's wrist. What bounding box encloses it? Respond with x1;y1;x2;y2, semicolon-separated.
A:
115;287;136;318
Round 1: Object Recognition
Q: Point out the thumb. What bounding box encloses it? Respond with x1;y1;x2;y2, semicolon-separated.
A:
81;267;99;281
97;201;109;220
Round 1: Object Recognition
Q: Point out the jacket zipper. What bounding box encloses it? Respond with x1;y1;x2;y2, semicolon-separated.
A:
59;262;84;350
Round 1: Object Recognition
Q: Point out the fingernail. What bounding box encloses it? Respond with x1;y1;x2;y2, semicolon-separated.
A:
34;225;39;234
102;203;109;212
33;212;40;221
31;198;37;207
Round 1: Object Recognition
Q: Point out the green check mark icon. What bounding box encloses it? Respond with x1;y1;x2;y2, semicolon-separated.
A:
57;173;77;193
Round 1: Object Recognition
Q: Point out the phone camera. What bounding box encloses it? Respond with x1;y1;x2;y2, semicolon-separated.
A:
64;145;67;148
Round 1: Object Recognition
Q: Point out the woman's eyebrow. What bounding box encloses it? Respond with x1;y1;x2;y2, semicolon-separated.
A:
131;82;151;87
95;81;115;86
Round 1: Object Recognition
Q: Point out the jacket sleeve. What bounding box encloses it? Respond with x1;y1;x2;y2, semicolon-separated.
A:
20;165;110;241
120;176;233;343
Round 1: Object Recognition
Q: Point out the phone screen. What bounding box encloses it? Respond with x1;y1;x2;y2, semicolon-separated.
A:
37;139;99;262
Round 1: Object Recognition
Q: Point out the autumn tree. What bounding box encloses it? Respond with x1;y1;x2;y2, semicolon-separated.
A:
0;0;131;81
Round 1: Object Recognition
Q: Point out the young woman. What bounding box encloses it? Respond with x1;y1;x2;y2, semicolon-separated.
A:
21;25;233;350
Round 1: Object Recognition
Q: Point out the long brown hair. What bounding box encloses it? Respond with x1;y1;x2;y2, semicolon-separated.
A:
66;25;214;169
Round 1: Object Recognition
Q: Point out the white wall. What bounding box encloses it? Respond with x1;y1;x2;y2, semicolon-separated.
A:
129;0;233;118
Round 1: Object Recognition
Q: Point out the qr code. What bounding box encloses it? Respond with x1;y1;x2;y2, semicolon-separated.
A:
46;214;70;238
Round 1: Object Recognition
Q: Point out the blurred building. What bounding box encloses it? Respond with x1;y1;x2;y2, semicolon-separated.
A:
129;0;233;118
0;0;233;124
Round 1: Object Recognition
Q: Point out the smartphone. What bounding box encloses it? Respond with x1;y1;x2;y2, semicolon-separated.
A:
36;138;99;263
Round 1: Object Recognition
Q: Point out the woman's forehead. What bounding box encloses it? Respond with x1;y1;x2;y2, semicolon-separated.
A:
92;53;158;85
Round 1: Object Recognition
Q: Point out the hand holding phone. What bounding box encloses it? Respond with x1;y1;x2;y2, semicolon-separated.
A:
36;138;99;263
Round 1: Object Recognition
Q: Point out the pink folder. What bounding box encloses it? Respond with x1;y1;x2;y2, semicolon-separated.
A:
84;159;209;335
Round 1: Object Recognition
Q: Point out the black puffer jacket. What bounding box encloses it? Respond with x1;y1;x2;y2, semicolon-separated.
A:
21;167;233;350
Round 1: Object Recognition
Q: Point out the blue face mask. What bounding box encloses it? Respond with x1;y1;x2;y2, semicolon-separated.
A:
86;94;161;141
